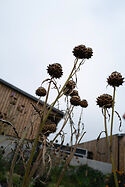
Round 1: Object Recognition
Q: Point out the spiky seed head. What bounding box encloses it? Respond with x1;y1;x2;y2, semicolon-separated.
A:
84;47;93;59
70;90;79;97
96;94;113;108
70;96;81;106
72;45;87;59
107;71;124;87
47;63;63;79
42;124;56;135
80;99;88;108
35;87;46;97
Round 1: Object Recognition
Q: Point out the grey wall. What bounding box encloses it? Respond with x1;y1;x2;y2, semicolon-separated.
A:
70;157;112;174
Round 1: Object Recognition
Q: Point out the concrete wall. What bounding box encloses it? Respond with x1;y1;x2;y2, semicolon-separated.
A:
70;157;112;174
0;135;32;160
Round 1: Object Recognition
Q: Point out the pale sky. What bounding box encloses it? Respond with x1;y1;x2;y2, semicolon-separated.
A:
0;0;125;143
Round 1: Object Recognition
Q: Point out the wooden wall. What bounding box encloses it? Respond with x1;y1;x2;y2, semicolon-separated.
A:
79;135;125;171
0;82;62;140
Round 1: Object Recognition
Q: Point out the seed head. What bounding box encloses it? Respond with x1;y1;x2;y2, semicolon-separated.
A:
66;80;76;89
84;47;93;59
47;63;63;79
35;87;46;97
64;80;76;96
107;71;124;87
72;45;87;59
80;99;88;108
96;94;113;108
42;124;57;135
70;90;79;97
70;96;81;106
73;45;93;59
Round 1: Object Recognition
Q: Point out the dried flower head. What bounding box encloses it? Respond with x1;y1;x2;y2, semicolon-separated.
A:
66;80;76;89
47;63;63;79
42;124;57;135
96;94;113;108
70;90;79;97
80;99;88;108
73;45;93;59
63;80;76;96
35;87;46;97
107;71;124;87
72;45;87;59
70;96;81;106
84;47;93;59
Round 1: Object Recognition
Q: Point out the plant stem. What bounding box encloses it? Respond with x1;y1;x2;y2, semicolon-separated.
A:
52;105;74;142
22;79;52;187
22;58;79;187
110;86;116;145
56;131;86;187
104;109;109;145
104;108;118;187
8;97;42;187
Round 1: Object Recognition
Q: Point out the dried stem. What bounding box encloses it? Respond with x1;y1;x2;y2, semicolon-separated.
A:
110;87;116;145
22;79;52;187
56;131;86;187
104;108;118;187
22;58;79;187
8;100;40;187
52;105;74;142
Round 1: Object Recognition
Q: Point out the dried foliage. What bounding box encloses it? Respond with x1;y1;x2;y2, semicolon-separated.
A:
0;44;93;187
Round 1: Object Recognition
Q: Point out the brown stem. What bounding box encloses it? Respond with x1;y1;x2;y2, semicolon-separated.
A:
52;105;74;142
104;108;118;187
22;58;79;187
56;131;86;187
110;86;116;145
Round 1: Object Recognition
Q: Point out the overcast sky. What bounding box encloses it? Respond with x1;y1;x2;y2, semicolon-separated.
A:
0;0;125;144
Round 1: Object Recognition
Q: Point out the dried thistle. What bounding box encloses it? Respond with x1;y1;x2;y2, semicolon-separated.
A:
80;99;88;108
107;71;124;87
72;45;87;59
42;124;57;135
35;87;46;97
66;80;76;89
72;45;93;59
96;94;113;108
84;47;93;59
63;80;76;96
70;90;79;97
70;96;81;106
47;63;63;79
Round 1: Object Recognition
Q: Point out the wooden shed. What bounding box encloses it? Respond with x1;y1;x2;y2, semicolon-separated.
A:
0;79;64;140
79;134;125;171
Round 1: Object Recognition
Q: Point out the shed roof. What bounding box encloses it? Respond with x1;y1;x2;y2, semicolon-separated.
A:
0;78;64;118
